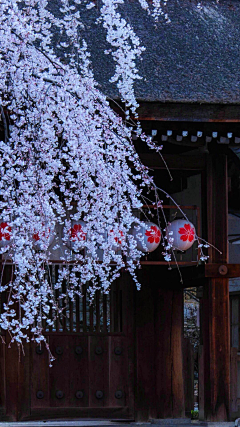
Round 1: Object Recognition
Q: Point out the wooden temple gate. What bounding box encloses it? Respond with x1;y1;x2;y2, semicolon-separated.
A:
1;104;240;421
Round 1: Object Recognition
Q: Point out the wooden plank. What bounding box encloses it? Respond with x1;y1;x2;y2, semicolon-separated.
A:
82;288;87;333
155;286;185;419
121;272;135;420
68;336;89;407
49;335;70;408
69;299;73;332
110;288;114;333
62;281;67;332
28;406;131;420
31;341;50;410
230;347;238;414
135;270;156;421
5;337;19;420
88;335;109;408
76;294;80;333
108;336;127;408
55;288;60;333
102;294;107;333
17;342;31;420
95;291;100;333
89;304;94;332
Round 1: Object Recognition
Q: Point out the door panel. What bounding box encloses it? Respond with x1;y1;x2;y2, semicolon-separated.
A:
28;275;134;420
31;338;50;409
68;335;89;407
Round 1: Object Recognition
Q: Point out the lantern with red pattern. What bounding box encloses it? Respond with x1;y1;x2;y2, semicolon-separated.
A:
65;220;87;251
108;228;125;252
0;222;12;247
32;224;55;249
166;219;196;251
130;221;161;253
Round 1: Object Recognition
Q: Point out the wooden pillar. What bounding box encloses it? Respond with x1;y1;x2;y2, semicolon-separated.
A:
202;152;230;421
155;285;185;419
135;269;156;421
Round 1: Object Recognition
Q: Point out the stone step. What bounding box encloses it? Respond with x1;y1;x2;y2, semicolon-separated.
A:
0;420;235;427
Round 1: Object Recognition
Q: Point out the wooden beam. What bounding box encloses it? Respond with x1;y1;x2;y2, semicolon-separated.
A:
138;153;206;170
136;103;240;122
205;263;240;278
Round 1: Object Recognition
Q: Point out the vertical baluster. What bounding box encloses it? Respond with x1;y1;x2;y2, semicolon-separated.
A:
96;291;100;333
62;272;67;332
90;298;94;332
118;290;123;333
114;286;119;333
69;297;73;332
54;264;59;332
83;286;87;332
106;293;111;333
103;293;107;333
110;288;114;333
76;294;80;333
52;264;57;332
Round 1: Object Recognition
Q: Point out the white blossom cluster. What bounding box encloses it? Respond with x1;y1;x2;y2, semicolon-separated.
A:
0;0;171;345
0;0;209;347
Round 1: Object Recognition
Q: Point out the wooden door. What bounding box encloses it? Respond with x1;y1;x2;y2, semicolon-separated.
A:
28;269;134;421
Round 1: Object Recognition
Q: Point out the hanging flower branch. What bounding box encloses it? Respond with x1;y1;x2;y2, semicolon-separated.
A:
0;0;208;346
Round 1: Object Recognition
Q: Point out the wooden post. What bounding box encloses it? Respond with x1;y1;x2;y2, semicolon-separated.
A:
203;152;230;421
135;269;156;421
155;285;185;419
183;338;194;418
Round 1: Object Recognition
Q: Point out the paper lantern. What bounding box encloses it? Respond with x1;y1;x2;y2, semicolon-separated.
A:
33;224;55;249
130;221;161;253
0;222;12;247
108;229;125;252
65;220;87;251
166;219;196;251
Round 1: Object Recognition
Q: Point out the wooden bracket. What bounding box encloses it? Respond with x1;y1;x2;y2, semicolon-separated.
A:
205;263;240;278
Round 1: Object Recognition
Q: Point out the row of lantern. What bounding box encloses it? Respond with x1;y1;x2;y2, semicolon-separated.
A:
0;219;196;253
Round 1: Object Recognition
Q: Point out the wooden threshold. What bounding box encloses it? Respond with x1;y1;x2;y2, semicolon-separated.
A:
26;407;132;421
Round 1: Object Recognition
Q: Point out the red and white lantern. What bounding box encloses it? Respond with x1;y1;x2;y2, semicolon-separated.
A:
32;224;55;249
166;219;196;251
108;228;125;252
130;221;161;253
65;220;87;251
0;222;12;247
